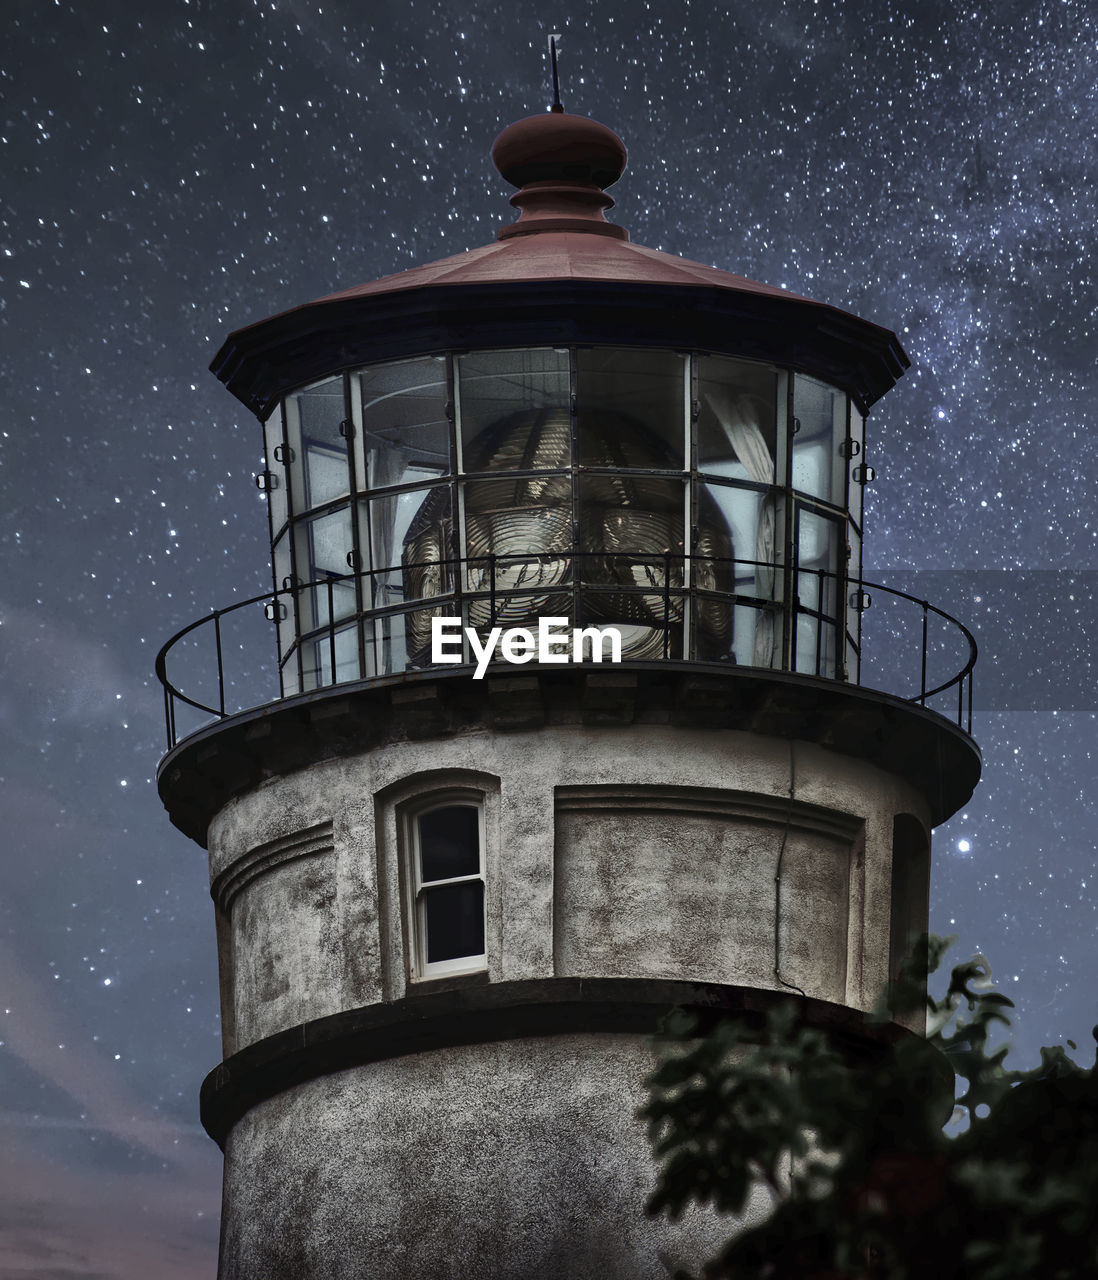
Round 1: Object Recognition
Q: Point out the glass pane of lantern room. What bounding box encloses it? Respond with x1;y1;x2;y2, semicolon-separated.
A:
695;479;780;667
576;348;686;469
300;505;353;576
374;610;411;675
284;377;348;513
462;473;572;596
295;506;356;628
577;473;686;658
466;588;572;635
354;356;450;492
696;356;778;481
739;602;783;670
367;485;452;610
457;349;570;472
578;472;686;575
697;481;770;594
300;623;360;691
792;376;847;508
373;604;452;676
795;508;841;677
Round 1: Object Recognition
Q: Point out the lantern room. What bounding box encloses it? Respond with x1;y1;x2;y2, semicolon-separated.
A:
264;344;868;692
209;108;906;704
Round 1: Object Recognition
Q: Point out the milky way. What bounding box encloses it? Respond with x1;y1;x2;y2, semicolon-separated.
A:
2;1;1096;1272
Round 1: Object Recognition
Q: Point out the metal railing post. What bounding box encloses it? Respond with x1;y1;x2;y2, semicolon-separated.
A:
214;611;226;717
920;602;929;705
327;578;337;685
295;583;305;695
849;573;859;691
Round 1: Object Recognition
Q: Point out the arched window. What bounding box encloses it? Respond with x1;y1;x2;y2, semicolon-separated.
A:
405;799;486;978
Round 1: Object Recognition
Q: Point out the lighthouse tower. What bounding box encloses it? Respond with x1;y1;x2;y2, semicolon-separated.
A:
157;105;980;1280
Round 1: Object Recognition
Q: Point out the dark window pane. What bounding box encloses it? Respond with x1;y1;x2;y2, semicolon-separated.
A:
576;348;685;467
419;806;480;882
424;881;485;963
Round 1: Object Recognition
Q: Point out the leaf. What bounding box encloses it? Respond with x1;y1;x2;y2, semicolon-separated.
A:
645;933;1098;1279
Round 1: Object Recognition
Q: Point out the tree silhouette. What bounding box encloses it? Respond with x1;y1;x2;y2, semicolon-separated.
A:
643;936;1098;1279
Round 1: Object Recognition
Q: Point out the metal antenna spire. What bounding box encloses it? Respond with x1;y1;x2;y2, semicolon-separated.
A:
548;33;563;113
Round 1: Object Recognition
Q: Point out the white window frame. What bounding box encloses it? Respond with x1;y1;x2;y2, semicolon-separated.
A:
404;792;487;979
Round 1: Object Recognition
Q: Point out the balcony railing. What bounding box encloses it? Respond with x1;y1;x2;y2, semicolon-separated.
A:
155;554;976;750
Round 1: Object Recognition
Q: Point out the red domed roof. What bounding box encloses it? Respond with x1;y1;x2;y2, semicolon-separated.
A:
211;109;908;418
312;232;800;306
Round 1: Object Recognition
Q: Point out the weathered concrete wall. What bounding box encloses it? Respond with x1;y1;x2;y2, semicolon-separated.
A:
554;786;858;1003
208;724;929;1052
229;856;338;1050
218;1033;762;1280
203;714;934;1280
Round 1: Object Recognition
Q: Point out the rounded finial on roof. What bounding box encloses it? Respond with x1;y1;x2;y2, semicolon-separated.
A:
491;111;627;191
491;110;629;241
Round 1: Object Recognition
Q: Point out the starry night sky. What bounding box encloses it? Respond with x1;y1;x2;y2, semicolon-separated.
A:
2;1;1096;1273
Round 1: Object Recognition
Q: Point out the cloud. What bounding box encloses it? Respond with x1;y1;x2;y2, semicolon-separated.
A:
0;937;212;1171
0;937;221;1277
0;601;161;732
0;1132;219;1279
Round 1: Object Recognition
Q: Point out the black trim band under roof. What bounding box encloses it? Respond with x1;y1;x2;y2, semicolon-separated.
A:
211;279;909;420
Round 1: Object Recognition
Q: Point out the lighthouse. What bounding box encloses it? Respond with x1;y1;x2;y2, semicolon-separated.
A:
156;102;980;1279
